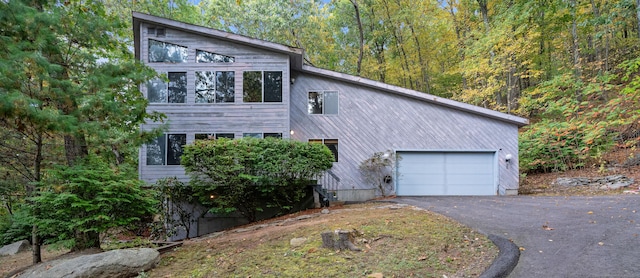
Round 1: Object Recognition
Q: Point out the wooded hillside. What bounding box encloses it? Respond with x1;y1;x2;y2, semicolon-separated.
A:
52;0;640;173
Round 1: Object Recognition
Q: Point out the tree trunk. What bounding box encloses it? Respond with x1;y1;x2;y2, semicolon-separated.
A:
321;230;362;251
72;230;101;251
570;0;581;79
636;0;640;39
350;0;364;76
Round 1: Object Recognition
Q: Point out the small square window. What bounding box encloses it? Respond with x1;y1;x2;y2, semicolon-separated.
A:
308;91;338;115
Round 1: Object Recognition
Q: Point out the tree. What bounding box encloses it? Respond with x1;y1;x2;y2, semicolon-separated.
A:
359;150;396;196
31;156;158;250
181;138;334;222
0;0;162;255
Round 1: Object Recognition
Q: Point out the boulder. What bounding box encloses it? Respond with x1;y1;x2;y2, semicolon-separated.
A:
14;248;160;278
553;175;634;190
290;237;307;247
0;240;30;256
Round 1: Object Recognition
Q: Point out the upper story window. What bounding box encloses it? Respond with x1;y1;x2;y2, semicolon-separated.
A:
146;134;186;165
308;91;338;115
147;27;165;37
148;39;188;63
243;71;282;103
147;72;187;103
195;71;235;103
196;49;235;63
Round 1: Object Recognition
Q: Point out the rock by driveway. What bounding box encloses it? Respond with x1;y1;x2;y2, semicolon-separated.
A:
397;195;640;278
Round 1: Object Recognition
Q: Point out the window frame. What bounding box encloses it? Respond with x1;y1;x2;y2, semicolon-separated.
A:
195;133;236;140
242;71;283;103
147;72;187;104
308;90;339;115
195;71;235;104
148;39;188;63
146;133;187;166
196;49;235;63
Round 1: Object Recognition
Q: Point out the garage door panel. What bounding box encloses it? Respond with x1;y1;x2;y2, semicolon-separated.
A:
398;174;445;185
397;184;445;195
447;174;494;185
447;164;494;174
446;184;495;195
396;151;496;196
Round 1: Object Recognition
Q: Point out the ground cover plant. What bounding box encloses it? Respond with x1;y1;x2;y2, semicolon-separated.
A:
148;202;497;278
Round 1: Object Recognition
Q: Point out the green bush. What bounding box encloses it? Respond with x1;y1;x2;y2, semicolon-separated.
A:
181;137;334;222
30;156;158;249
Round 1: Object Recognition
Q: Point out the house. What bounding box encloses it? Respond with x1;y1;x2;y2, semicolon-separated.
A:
133;12;529;200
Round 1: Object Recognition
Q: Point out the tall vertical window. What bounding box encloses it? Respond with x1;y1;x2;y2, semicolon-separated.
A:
146;134;186;165
309;139;339;162
195;71;235;103
147;72;187;103
308;91;338;115
196;49;235;63
148;39;188;63
243;71;282;103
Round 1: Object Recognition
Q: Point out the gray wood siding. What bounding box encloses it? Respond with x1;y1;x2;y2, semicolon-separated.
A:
290;73;520;194
138;23;291;184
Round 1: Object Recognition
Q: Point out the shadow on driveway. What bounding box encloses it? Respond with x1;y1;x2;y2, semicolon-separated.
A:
397;195;640;278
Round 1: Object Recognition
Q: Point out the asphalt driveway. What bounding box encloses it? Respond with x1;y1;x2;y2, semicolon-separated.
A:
397;195;640;278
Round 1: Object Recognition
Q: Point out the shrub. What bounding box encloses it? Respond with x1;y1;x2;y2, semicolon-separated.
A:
181;137;334;222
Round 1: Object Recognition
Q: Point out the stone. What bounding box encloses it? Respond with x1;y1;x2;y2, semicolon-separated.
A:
367;273;384;278
290;237;307;247
321;209;330;214
0;240;30;256
553;175;634;190
14;248;160;278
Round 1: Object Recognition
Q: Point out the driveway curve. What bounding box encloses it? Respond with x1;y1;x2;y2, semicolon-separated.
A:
397;195;640;278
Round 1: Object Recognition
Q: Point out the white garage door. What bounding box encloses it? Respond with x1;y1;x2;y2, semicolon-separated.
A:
396;151;496;196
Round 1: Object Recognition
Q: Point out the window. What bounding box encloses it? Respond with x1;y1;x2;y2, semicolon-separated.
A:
147;72;187;103
196;49;235;63
148;39;188;63
243;71;282;103
243;133;262;138
195;133;235;140
147;27;165;37
195;71;235;103
308;91;338;115
264;133;282;139
309;139;338;162
242;133;282;139
146;134;186;165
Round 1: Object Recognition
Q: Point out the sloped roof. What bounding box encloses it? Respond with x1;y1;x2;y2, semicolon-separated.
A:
132;12;528;127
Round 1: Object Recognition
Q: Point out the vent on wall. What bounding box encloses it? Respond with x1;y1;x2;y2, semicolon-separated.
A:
147;27;165;37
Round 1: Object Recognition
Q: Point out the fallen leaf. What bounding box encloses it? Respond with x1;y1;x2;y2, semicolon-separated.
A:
418;256;428;261
542;225;554;231
598;242;604;246
588;211;594;214
519;247;526;251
